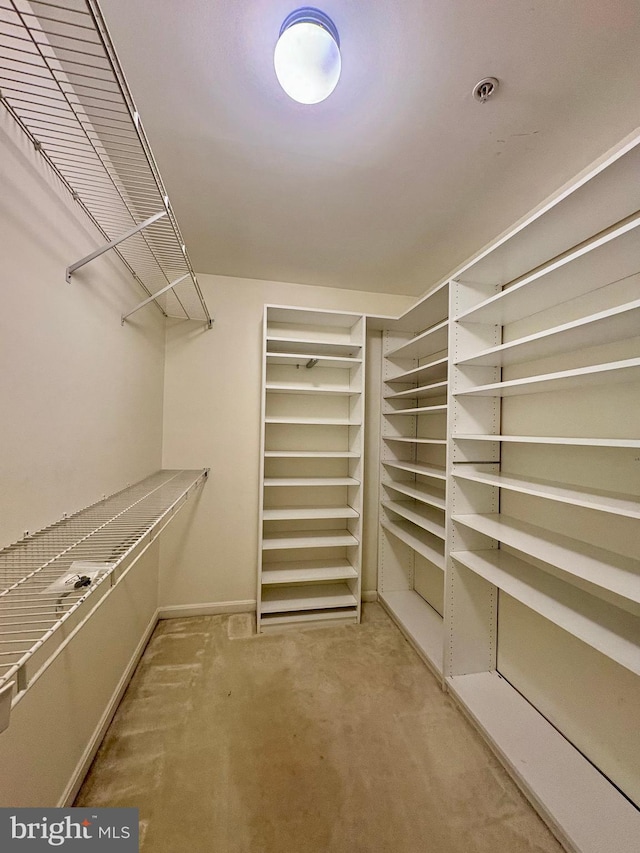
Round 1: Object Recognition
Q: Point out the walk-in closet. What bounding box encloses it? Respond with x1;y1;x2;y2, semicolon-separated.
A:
0;2;638;852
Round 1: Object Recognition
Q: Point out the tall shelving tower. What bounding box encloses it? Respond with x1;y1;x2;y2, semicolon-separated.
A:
257;306;365;631
377;281;449;675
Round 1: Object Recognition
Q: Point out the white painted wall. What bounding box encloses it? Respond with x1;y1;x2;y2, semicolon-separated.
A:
159;275;412;611
0;109;166;805
0;112;166;545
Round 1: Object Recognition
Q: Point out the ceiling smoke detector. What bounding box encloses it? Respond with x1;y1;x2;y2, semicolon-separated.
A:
473;77;499;103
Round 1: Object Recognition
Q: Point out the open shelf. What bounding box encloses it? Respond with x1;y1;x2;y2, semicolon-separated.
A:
453;469;640;519
385;404;448;416
385;358;448;385
383;480;446;511
262;559;358;585
264;477;359;487
383;501;446;540
264;450;359;458
381;519;445;570
456;358;640;397
266;336;361;358
381;281;450;333
266;353;361;368
261;583;357;613
382;460;447;481
266;416;361;425
453;434;640;448
379;589;443;675
455;210;640;326
452;550;640;675
446;670;640;853
262;529;359;550
456;298;640;368
266;384;360;396
385;381;448;400
385;320;448;360
383;436;447;446
260;608;357;628
452;513;640;614
263;506;359;521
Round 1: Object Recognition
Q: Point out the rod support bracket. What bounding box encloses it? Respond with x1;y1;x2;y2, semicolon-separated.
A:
66;210;167;283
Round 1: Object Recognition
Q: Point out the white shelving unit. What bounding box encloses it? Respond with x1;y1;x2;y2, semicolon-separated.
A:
377;281;449;676
445;132;640;851
257;306;365;631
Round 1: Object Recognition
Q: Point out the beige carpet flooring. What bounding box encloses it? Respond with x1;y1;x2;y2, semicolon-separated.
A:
75;604;564;853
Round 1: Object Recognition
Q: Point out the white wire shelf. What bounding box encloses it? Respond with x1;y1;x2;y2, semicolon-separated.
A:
0;0;211;325
0;468;208;731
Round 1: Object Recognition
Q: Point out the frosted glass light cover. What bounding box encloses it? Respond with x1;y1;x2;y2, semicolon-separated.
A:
274;21;341;104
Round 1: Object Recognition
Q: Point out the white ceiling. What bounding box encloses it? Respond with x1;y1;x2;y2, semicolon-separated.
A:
100;0;640;296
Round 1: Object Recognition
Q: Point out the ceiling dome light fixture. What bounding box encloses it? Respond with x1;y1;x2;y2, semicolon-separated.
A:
274;8;341;104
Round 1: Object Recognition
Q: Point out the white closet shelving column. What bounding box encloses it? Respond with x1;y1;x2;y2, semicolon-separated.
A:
257;306;365;632
377;281;449;676
443;132;640;853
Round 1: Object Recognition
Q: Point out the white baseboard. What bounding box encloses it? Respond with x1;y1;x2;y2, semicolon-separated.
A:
59;608;160;807
157;600;256;619
362;590;379;602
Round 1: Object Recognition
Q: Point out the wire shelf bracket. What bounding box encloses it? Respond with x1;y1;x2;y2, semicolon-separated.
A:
0;0;213;328
66;209;167;282
0;468;209;734
121;273;190;325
